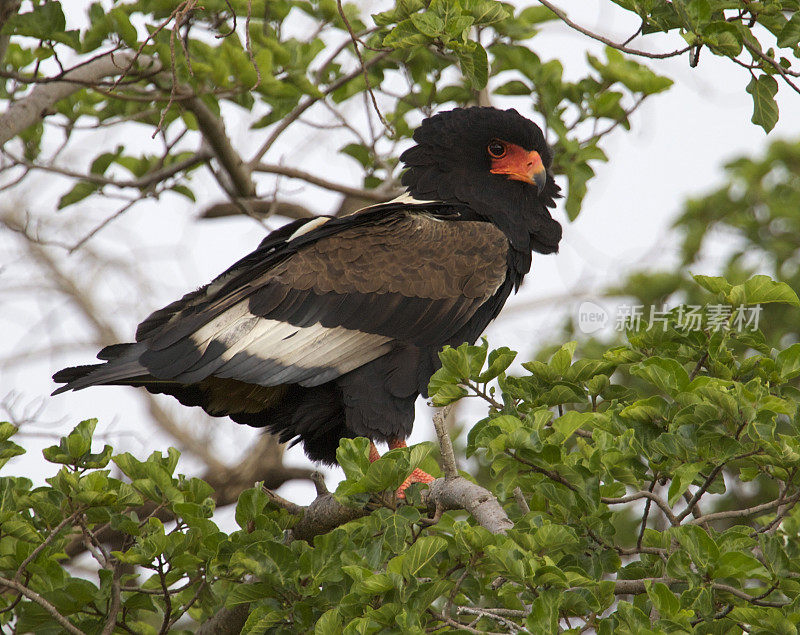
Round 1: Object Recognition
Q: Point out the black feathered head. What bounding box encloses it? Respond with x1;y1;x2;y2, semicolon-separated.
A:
400;107;562;261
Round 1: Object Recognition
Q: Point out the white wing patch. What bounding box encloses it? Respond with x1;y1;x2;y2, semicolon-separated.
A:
189;302;392;387
287;216;331;241
387;191;442;205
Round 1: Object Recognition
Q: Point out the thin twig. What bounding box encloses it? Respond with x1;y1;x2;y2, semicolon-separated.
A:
636;478;656;550
248;51;391;166
537;0;691;59
14;511;81;582
602;490;678;526
336;0;393;135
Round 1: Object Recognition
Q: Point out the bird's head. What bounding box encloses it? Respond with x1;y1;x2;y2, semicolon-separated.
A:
400;107;561;257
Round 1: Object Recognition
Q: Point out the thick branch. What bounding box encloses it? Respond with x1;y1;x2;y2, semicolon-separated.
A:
427;476;513;534
184;96;255;198
614;577;677;595
200;199;314;220
433;405;458;479
0;50;161;147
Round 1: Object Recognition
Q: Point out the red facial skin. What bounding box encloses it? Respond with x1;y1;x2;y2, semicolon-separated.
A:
488;140;547;190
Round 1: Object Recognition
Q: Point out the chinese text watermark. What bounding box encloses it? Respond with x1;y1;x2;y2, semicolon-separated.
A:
577;303;763;335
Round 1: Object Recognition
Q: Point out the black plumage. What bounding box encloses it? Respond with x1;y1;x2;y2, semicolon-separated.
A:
53;107;562;464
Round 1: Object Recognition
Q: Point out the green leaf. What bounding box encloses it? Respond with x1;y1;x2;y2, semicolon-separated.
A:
383;19;429;48
316;609;343;635
430;383;468;406
456;42;488;89
713;551;765;578
494;80;531;96
645;581;680;618
463;0;510;26
702;21;742;56
410;12;444;38
476;347;517;382
336;437;371;482
631;357;689;396
549;341;577;375
667;462;701;506
588;47;673;95
401;535;447;578
746;75;779;133
692;274;732;296
777;344;800;381
58;181;100;210
729;275;800;306
777;13;800;48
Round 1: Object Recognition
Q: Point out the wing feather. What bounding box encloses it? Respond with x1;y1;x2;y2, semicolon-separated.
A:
132;206;509;388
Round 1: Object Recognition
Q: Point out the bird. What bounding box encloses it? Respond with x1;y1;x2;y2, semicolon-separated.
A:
53;106;562;495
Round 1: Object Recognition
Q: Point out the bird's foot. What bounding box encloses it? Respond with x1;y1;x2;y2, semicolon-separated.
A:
396;468;435;499
370;440;435;499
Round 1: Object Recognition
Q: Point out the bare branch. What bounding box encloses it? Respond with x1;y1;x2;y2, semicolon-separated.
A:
254;162;398;201
602;490;678;526
196;604;250;635
691;490;800;526
536;0;691;60
200;199;314;220
0;575;85;635
433;405;458;479
613;577;676;595
3;148;210;191
248;51;391;167
184;96;255;198
0;50;161;147
427;476;514;535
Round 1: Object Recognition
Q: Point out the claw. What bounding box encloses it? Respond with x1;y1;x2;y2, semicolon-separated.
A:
396;467;435;499
369;439;435;499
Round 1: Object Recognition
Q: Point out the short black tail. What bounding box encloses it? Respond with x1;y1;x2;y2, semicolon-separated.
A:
52;343;149;395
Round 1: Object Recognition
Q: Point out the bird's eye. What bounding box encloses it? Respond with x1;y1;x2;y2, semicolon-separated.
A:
487;140;506;158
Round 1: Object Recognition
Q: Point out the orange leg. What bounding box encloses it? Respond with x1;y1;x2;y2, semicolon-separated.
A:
369;441;381;463
388;438;435;498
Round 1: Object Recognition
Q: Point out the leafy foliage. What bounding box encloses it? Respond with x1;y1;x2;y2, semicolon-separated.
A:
1;273;799;632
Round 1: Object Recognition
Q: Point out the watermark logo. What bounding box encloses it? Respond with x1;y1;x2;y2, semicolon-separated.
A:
576;302;763;334
577;301;609;334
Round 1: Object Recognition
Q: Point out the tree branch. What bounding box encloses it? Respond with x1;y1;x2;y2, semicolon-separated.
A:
3;148;210;191
200;199;314;220
248;51;391;167
0;50;161;147
0;575;85;635
254;162;398;201
184;95;256;198
433;405;458;479
536;0;691;60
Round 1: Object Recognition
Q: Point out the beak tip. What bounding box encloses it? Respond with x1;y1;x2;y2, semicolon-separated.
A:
534;170;547;194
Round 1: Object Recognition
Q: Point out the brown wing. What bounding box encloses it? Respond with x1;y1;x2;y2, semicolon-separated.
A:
135;210;509;387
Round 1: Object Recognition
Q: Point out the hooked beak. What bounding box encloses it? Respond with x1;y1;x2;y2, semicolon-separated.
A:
490;148;548;194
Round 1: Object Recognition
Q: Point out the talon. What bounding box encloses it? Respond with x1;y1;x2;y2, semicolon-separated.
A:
372;439;435;498
396;467;435;499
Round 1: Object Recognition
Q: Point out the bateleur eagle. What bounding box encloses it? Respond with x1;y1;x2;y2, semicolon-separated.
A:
53;107;562;487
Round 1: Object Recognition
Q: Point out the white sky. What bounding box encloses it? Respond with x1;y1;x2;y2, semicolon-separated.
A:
1;2;798;527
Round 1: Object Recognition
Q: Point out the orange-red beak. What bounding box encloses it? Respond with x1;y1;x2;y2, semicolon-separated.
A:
490;146;547;193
